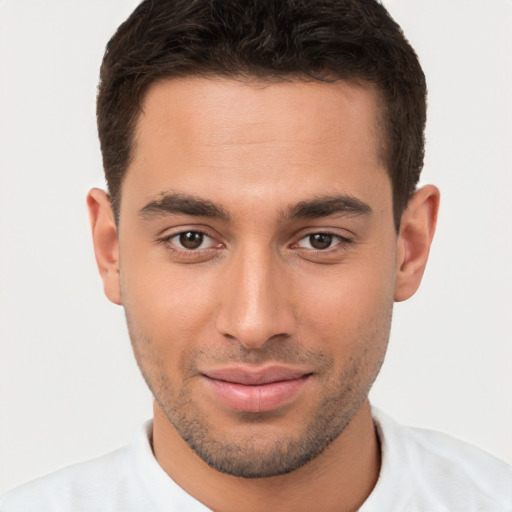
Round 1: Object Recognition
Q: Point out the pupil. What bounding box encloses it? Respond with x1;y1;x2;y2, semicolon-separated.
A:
310;233;332;250
180;232;203;249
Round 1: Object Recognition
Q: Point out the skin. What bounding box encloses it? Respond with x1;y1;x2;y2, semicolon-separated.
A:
88;77;439;512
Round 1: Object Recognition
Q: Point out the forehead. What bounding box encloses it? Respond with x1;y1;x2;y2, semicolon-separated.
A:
136;76;384;151
123;77;390;216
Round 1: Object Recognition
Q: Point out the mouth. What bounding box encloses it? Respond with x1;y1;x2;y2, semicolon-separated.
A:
201;366;312;413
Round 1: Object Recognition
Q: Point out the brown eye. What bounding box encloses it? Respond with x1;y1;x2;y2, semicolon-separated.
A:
179;231;204;249
308;233;333;249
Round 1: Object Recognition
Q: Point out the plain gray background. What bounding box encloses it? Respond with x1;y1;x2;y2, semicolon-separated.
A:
1;0;511;493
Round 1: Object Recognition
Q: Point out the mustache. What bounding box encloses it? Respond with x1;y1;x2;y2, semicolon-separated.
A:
181;336;332;372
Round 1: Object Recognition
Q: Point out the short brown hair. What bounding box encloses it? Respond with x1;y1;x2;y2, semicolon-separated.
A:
97;0;426;228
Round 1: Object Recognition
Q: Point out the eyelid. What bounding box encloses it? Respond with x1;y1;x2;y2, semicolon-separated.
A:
155;222;219;238
157;226;224;253
292;226;354;243
169;231;216;250
295;233;347;250
289;229;355;260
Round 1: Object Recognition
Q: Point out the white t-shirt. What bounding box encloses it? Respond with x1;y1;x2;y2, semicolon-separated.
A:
1;409;511;512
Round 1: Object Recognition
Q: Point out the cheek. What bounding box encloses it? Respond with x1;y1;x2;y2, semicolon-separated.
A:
120;249;222;355
294;253;396;351
121;266;223;396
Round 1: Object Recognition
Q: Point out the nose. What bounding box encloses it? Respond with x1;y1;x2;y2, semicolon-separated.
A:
215;247;296;350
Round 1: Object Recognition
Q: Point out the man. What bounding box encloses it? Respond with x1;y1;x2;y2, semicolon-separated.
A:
1;0;510;510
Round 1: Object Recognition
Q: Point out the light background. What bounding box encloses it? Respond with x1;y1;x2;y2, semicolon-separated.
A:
0;0;511;494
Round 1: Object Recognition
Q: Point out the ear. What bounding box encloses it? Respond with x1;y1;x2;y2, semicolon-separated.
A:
86;188;122;305
394;185;440;302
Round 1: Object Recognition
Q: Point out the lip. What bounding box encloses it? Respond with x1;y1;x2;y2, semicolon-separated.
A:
202;365;311;413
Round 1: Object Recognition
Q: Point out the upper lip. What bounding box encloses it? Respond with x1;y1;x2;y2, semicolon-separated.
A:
203;366;310;385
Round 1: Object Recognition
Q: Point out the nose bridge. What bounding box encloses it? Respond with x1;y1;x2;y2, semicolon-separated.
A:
216;241;294;348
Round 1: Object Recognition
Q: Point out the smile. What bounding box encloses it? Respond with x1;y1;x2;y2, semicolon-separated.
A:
201;366;312;413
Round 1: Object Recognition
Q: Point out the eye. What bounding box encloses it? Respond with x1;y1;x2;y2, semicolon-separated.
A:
296;233;343;250
178;231;206;249
165;231;217;251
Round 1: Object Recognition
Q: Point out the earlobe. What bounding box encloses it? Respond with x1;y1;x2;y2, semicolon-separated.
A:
394;185;440;302
86;188;122;306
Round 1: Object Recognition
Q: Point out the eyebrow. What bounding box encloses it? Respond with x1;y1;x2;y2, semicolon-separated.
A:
138;191;371;223
138;192;230;221
284;195;372;220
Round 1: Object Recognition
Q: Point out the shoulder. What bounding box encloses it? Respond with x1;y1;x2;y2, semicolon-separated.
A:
0;420;210;512
0;445;136;512
0;423;158;512
364;408;512;512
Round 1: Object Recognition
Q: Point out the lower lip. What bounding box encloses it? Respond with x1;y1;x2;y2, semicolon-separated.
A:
203;375;310;413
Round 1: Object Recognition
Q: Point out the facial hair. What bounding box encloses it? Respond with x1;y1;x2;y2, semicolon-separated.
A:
126;313;390;479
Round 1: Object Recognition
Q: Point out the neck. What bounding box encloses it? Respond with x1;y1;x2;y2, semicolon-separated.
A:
152;400;381;512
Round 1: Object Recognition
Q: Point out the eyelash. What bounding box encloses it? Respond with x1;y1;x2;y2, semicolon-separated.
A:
157;230;222;257
156;229;353;261
293;233;352;253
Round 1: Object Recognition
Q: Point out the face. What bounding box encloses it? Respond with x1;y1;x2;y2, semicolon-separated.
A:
117;78;398;478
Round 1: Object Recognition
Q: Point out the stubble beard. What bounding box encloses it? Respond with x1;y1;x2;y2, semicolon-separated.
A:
127;327;389;479
165;377;365;478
